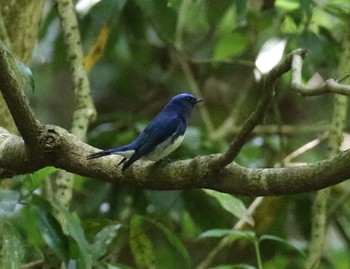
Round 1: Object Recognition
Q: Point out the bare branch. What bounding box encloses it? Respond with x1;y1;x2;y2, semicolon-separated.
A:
210;48;309;169
292;52;350;95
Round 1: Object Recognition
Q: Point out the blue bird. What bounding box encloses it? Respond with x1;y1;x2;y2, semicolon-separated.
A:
87;93;202;171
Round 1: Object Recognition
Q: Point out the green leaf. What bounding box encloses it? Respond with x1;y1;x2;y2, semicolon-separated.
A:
134;0;177;40
32;166;58;181
31;193;54;212
91;223;122;261
32;206;69;262
106;263;134;269
259;234;306;258
198;229;255;243
203;0;234;26
130;215;191;269
129;215;155;269
1;223;25;269
52;203;93;269
213;32;247;60
0;190;20;219
142;216;191;268
216;6;237;36
210;264;256;269
24;166;58;191
275;0;300;11
203;190;252;224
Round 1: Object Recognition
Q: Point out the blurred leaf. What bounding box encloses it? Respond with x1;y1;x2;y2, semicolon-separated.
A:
198;229;255;243
322;3;350;19
328;248;350;269
217;5;236;35
106;264;133;269
32;206;69;262
24;166;58;191
31;193;54;212
52;203;93;268
213;32;246;60
91;223;122;260
204;0;234;25
134;0;177;40
130;215;191;269
259;234;306;258
17;206;44;248
275;0;300;11
90;0;127;23
129;215;155;269
141;216;191;268
203;189;252;224
32;166;58;181
107;263;132;269
183;190;232;230
180;0;209;34
281;15;299;34
0;190;20;219
1;223;25;269
210;264;256;269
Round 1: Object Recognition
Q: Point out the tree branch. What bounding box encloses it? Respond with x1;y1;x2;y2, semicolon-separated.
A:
1;124;350;196
211;48;308;169
292;52;350;96
1;46;350;197
0;44;43;147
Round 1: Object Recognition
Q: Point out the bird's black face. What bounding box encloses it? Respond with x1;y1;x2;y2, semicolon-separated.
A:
185;95;203;106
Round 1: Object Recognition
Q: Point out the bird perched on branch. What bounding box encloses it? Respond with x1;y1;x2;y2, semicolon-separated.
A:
87;93;202;171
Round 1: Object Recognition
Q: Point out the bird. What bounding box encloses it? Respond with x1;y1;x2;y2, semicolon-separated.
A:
87;93;202;171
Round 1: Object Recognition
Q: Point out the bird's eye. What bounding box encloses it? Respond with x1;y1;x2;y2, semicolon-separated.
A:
186;97;192;102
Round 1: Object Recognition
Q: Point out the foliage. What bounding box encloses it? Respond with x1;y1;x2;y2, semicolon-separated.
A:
1;0;350;268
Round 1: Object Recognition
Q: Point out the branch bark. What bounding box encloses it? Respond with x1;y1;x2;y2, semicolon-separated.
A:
1;124;350;196
1;46;350;196
0;45;43;147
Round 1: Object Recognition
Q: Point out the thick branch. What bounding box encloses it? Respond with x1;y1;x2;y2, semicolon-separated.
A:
0;45;42;146
1;44;350;197
1;124;350;196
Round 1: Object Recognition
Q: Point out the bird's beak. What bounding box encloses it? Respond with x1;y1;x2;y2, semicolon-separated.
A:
195;99;203;104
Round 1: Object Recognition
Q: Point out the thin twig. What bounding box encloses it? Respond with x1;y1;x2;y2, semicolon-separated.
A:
211;49;309;169
282;133;328;166
20;259;43;269
292;52;350;96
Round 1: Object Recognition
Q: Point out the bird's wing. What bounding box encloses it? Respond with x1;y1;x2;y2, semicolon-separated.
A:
121;114;185;170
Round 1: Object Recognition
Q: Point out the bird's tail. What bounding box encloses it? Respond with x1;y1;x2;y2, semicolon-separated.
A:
86;148;117;160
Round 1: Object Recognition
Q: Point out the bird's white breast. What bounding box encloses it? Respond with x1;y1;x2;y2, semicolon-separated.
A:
144;134;184;161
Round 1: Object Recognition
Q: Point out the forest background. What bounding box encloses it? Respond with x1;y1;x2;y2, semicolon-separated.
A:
1;0;350;268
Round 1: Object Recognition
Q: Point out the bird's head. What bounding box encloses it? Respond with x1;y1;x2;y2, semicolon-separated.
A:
170;93;202;107
166;93;202;119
